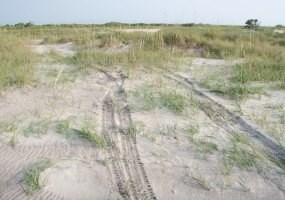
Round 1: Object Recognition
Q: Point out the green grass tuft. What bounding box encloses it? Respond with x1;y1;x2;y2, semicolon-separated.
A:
77;121;106;148
159;90;186;114
24;159;53;195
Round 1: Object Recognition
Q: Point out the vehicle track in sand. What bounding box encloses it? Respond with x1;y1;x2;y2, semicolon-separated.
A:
162;70;285;163
101;71;156;200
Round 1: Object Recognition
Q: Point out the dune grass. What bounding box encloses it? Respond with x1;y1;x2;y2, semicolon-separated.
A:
24;159;53;195
0;30;35;89
77;120;106;148
1;24;285;94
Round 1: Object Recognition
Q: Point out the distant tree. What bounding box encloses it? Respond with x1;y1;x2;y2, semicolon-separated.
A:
245;19;259;29
275;24;285;29
14;22;25;27
181;23;195;27
24;21;33;27
14;22;33;28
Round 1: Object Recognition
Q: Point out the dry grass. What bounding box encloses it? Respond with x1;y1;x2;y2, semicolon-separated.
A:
0;29;35;89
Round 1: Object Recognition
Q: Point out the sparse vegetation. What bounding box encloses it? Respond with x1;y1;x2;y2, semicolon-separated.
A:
23;118;51;136
77;121;106;148
56;118;72;134
159;90;187;114
222;134;270;171
186;124;218;154
24;159;53;195
10;132;18;148
1;23;285;198
132;85;158;111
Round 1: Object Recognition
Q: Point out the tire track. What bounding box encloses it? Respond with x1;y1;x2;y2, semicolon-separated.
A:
162;70;285;163
102;71;156;200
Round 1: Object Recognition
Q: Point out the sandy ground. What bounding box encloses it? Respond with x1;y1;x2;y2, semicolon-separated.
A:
0;43;285;200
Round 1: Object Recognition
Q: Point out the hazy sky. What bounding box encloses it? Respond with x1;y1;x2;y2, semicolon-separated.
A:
0;0;284;26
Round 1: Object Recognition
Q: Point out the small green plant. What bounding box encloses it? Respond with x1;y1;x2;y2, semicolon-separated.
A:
186;124;218;154
159;90;186;114
132;85;158;111
223;134;269;170
77;121;106;148
187;124;199;139
23;119;50;136
0;120;18;133
197;141;218;154
160;122;177;136
256;113;268;128
123;121;145;138
191;175;211;191
10;132;18;148
212;83;263;100
222;151;234;176
234;101;243;115
143;131;157;142
0;120;19;147
24;159;53;195
56;119;71;134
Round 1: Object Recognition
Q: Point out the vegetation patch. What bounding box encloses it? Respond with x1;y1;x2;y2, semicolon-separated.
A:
24;159;53;195
77;121;106;148
0;30;35;89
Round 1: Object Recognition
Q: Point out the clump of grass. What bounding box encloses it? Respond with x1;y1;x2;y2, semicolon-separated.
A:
123;121;145;138
222;151;234;176
77;121;106;148
10;132;18;148
235;58;285;89
224;83;263;100
190;175;211;191
0;120;18;134
23;119;50;136
24;159;53;196
223;134;269;171
187;124;200;137
160;122;177;136
142;131;157;142
56;119;71;134
159;90;186;114
186;124;218;154
132;85;158;111
0;120;19;147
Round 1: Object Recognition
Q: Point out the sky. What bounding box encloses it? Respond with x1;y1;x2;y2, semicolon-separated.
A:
0;0;284;26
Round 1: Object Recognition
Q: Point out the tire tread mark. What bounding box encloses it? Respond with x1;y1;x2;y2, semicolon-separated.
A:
101;71;156;200
163;71;285;163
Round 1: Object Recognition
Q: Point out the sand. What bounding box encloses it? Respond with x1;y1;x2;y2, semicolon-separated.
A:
0;43;284;200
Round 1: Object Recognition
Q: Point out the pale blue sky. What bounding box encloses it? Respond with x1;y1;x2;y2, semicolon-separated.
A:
0;0;284;26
